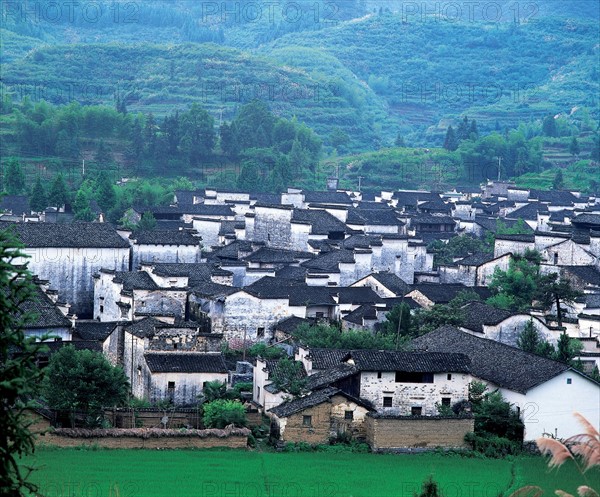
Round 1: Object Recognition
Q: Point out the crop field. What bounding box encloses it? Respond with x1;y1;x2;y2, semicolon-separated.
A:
21;449;595;497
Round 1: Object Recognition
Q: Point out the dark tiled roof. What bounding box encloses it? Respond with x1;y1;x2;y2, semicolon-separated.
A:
572;213;600;227
12;285;72;329
209;240;256;261
151;263;232;286
308;348;351;370
0;195;30;215
113;271;158;291
1;222;130;248
368;272;412;296
126;317;164;338
144;352;228;373
343;305;378;325
393;191;441;207
494;233;535;242
41;340;102;354
143;204;234;217
275;316;311;334
412;326;570;393
561;266;600;287
269;387;340;417
334;287;384;305
174;190;204;205
410;213;455;225
74;321;118;341
130;230;199;245
454;253;496;267
244;247;314;264
411;284;491;304
474;216;534;234
346;208;404;227
342;234;383;249
304;364;358;391
275;266;308;281
343;350;470;373
303;191;353;205
301;249;355;273
460;302;515;333
529;189;577;206
246;277;336;306
506;203;549;221
292;209;352;235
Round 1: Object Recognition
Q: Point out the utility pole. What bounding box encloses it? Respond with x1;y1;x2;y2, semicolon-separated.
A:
496;156;502;181
358;176;364;192
82;159;85;177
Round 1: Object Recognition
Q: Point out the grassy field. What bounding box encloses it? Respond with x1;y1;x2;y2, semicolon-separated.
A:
21;448;596;497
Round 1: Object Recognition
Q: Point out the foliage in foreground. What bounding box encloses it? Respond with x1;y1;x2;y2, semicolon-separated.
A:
0;228;47;496
202;400;247;429
509;412;599;497
42;346;129;426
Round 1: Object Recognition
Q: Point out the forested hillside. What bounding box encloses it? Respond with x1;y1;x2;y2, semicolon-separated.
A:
1;0;598;192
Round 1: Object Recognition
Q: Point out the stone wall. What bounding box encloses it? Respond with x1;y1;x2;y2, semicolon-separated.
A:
365;415;473;451
276;399;333;444
35;428;249;449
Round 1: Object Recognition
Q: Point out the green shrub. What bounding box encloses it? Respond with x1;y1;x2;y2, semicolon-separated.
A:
202;399;247;429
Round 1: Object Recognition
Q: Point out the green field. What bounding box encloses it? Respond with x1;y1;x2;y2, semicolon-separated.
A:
21;449;596;497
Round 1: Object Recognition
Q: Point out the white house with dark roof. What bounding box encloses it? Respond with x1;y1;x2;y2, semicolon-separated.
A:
459;301;557;346
129;229;202;268
141;352;228;405
413;326;600;440
3;222;130;317
438;253;512;287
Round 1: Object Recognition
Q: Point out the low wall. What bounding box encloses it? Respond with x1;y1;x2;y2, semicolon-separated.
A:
366;415;473;452
105;408;202;429
36;427;250;449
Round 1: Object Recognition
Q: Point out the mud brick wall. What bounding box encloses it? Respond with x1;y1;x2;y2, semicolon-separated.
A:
366;416;473;451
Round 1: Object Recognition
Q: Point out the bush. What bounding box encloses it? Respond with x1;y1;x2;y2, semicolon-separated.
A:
464;432;523;458
202;400;247;429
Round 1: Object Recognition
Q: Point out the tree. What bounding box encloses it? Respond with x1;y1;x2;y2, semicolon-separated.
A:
270;358;307;397
95;171;116;213
202;399;247;429
47;174;68;208
487;251;542;312
569;137;580;156
456;116;470;141
536;274;582;328
42;346;129;426
443;126;458;151
329;127;350;152
516;319;540;354
0;229;48;496
552;170;564;190
381;303;413;341
200;381;227;403
468;120;479;140
555;332;583;365
29;176;47;212
395;132;405;147
414;476;441;497
542;115;558;137
179;103;215;166
136;211;157;230
4;159;26;195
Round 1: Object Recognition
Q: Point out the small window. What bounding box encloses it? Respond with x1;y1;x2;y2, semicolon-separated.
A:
516;406;521;417
257;327;265;338
256;386;260;398
447;373;452;381
173;343;178;350
377;371;382;379
383;396;393;407
344;410;354;420
315;312;324;319
99;305;104;313
168;381;175;390
441;397;451;407
566;378;572;384
302;415;312;427
411;406;422;416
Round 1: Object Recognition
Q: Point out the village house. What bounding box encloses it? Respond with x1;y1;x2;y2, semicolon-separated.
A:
128;229;202;268
3;222;131;317
438;253;512;286
413;326;600;440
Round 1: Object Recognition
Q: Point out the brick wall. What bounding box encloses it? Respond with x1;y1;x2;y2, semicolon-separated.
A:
365;416;473;451
279;401;332;444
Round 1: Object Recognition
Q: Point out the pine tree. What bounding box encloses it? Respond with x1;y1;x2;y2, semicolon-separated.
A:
569;137;580;156
95;171;116;213
136;211;157;230
395;132;405;147
443;126;458;151
516;320;540;354
542;115;558;137
552;170;564;190
29;176;47;212
469;120;479;140
456;116;470;141
4;159;26;195
47;174;69;208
